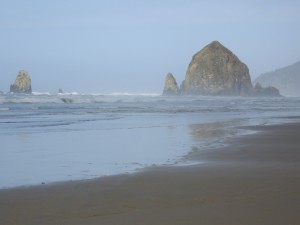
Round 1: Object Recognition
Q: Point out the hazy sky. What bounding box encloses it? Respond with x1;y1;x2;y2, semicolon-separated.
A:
1;0;300;93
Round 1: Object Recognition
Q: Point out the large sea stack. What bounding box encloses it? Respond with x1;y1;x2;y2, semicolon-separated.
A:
180;41;253;95
163;73;179;95
10;70;32;94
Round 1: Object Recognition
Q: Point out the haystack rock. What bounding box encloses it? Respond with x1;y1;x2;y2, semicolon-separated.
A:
10;70;32;94
163;73;179;95
180;41;253;95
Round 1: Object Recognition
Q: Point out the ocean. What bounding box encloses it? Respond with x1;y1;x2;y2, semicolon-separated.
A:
1;92;300;189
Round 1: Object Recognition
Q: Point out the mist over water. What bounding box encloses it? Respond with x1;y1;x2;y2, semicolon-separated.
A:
1;93;300;189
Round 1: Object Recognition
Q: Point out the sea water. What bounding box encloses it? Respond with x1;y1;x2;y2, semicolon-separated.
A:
1;93;300;189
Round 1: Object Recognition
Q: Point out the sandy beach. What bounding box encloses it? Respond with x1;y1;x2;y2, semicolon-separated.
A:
1;118;300;225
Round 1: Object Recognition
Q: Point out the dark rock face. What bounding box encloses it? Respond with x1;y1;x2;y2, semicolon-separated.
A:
180;41;253;95
10;70;32;94
61;98;73;103
253;82;280;97
163;73;179;95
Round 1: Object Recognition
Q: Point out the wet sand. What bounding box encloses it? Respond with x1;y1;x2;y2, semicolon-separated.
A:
1;119;300;225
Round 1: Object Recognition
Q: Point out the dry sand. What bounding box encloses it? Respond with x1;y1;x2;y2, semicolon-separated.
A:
1;119;300;225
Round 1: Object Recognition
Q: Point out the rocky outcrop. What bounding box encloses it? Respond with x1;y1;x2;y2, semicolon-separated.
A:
253;82;280;97
10;70;32;94
163;73;179;95
180;41;253;95
254;61;300;97
61;98;73;103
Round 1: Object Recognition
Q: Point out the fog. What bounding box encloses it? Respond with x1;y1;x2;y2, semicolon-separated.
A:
1;0;300;93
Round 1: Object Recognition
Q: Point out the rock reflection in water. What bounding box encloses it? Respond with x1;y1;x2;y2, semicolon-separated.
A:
187;119;247;158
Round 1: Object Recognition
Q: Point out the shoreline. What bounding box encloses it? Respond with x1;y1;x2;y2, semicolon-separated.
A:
0;116;255;190
1;117;300;224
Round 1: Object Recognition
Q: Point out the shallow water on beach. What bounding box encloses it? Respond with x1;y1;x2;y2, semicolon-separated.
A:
1;93;300;189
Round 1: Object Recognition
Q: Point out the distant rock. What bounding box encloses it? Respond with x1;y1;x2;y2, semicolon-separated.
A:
61;98;73;103
253;82;280;97
180;41;253;95
58;88;64;94
10;70;32;94
254;61;300;97
163;73;179;95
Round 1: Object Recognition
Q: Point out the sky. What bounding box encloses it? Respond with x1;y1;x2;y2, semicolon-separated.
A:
1;0;300;93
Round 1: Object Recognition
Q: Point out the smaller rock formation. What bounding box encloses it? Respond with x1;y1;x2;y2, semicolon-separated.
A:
253;82;280;97
10;70;32;94
254;61;300;97
61;98;73;103
163;73;179;95
58;88;64;94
